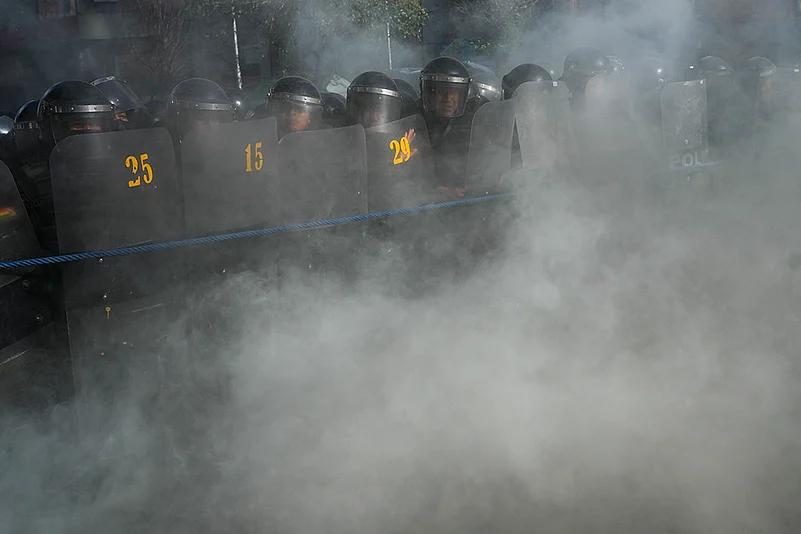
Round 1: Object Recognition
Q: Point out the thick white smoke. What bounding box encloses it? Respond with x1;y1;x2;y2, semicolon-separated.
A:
3;1;801;533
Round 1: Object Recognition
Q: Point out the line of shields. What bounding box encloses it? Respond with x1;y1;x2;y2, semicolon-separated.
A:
1;78;716;438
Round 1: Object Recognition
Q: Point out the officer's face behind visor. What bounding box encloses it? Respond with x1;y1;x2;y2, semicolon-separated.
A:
53;113;111;143
178;109;232;137
423;81;468;118
271;100;321;134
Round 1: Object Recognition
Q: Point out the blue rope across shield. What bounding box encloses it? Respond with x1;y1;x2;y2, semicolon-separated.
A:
0;193;515;270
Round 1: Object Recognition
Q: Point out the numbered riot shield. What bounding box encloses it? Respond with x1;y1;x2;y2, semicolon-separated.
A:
580;74;638;152
365;114;434;213
276;125;368;285
181;118;280;237
513;80;573;177
49;128;187;440
660;80;710;172
465;98;516;194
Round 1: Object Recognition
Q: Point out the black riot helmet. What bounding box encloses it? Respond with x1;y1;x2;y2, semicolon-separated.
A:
13;100;41;155
420;56;471;119
698;56;733;79
168;78;233;140
393;78;420;117
321;92;350;128
537;60;562;82
471;71;501;102
502;63;552;100
347;71;402;128
37;80;114;148
90;75;150;129
633;57;674;93
562;47;611;86
562;47;614;81
267;76;324;136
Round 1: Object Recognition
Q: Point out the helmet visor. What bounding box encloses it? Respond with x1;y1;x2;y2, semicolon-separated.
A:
421;79;469;118
176;108;233;138
347;91;401;128
51;113;112;144
269;99;322;135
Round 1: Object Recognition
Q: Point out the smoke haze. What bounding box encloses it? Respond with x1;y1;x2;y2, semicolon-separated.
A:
3;1;801;533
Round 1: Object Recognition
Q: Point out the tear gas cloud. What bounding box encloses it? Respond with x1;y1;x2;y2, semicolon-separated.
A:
3;1;801;533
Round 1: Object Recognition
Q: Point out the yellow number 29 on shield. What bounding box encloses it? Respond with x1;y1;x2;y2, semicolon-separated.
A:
389;136;412;166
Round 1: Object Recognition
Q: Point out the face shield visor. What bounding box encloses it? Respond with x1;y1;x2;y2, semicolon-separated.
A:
50;112;113;145
421;74;470;118
476;81;501;102
171;101;233;140
347;87;401;129
13;120;40;154
268;93;323;135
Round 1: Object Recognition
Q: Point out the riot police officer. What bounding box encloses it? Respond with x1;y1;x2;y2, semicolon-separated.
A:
631;57;675;140
321;92;350;128
419;56;472;197
90;75;151;130
167;78;234;143
393;78;420;118
267;76;324;139
559;47;612;109
694;56;740;147
745;56;776;121
34;80;115;251
12;100;42;158
501;63;552;100
347;71;402;129
38;80;115;148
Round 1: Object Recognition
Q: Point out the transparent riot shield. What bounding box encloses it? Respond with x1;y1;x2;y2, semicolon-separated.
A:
465;99;516;194
513;80;574;177
49;128;187;440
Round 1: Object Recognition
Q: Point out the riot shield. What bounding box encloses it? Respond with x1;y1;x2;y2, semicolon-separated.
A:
580;74;638;152
660;80;710;172
276;124;367;223
0;160;40;267
276;125;368;286
181;118;280;237
773;68;801;114
365;114;434;213
513;80;573;176
49;128;187;440
465;98;516;194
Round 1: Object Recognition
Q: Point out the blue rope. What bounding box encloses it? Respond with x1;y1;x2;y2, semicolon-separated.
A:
0;193;514;270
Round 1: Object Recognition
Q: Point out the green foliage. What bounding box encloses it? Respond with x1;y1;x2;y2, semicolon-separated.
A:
193;0;428;41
